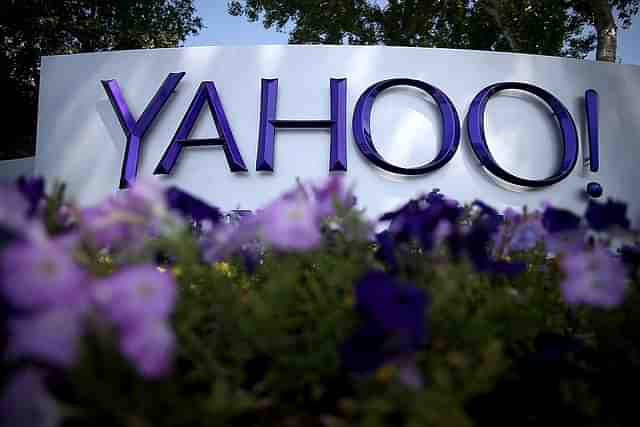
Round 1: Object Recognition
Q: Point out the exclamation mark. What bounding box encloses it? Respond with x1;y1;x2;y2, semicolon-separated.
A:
585;89;602;198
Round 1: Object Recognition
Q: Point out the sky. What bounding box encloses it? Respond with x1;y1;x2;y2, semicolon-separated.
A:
185;1;640;66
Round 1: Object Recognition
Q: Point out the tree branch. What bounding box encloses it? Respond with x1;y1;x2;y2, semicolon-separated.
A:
480;0;520;51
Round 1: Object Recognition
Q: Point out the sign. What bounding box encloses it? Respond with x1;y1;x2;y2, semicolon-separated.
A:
35;46;640;219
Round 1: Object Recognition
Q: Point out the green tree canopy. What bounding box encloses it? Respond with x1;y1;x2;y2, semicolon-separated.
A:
228;0;639;62
1;0;203;159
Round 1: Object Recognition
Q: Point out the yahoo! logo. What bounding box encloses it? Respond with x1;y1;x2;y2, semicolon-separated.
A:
102;74;602;197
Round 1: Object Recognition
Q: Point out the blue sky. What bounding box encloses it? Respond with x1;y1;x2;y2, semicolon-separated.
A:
185;1;640;66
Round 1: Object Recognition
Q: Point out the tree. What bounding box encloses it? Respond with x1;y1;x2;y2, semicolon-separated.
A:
572;0;640;62
228;0;638;62
1;0;203;160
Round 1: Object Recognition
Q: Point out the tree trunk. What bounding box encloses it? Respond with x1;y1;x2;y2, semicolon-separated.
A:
592;0;617;62
481;0;520;52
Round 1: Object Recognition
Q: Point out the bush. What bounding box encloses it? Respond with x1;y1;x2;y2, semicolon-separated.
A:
0;176;638;427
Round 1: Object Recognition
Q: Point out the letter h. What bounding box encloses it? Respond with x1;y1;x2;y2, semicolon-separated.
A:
256;79;347;171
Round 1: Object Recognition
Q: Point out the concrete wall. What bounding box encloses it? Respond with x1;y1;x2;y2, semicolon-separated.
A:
0;157;35;183
35;46;640;219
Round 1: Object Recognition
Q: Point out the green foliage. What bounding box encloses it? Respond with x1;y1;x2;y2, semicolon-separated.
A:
37;206;640;427
1;0;203;160
228;0;637;59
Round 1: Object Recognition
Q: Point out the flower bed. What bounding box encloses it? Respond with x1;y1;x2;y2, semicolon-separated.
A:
1;176;639;426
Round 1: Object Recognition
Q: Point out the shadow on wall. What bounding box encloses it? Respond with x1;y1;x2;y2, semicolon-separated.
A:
0;157;35;182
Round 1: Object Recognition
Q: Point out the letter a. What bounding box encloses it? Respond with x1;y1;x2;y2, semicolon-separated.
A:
154;81;247;175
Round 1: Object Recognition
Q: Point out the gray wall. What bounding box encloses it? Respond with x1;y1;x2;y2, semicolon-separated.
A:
35;46;640;220
0;157;35;183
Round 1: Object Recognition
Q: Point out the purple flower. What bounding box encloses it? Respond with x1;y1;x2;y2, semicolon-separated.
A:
341;271;428;374
526;333;584;367
6;301;88;367
0;369;60;427
0;184;31;232
488;259;526;276
238;240;264;273
80;180;170;249
380;198;424;239
544;229;587;255
509;220;546;252
395;355;425;390
52;230;82;252
381;194;462;251
119;320;175;379
464;225;493;270
472;200;502;234
433;219;454;245
341;324;392;374
165;186;222;224
200;222;242;262
0;226;20;251
1;239;86;310
462;201;502;269
355;271;427;345
619;245;640;270
311;175;355;218
199;217;264;271
494;210;546;256
91;265;177;378
227;209;253;225
585;199;630;231
92;265;176;328
452;202;525;276
255;176;354;246
379;196;523;276
425;189;444;203
16;176;45;218
374;230;398;273
256;194;322;251
560;247;628;308
542;206;581;234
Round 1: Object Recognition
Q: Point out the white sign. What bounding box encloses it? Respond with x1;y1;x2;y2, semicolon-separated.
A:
36;46;640;220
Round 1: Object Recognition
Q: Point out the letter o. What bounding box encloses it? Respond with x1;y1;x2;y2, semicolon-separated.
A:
467;82;579;187
352;79;461;175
